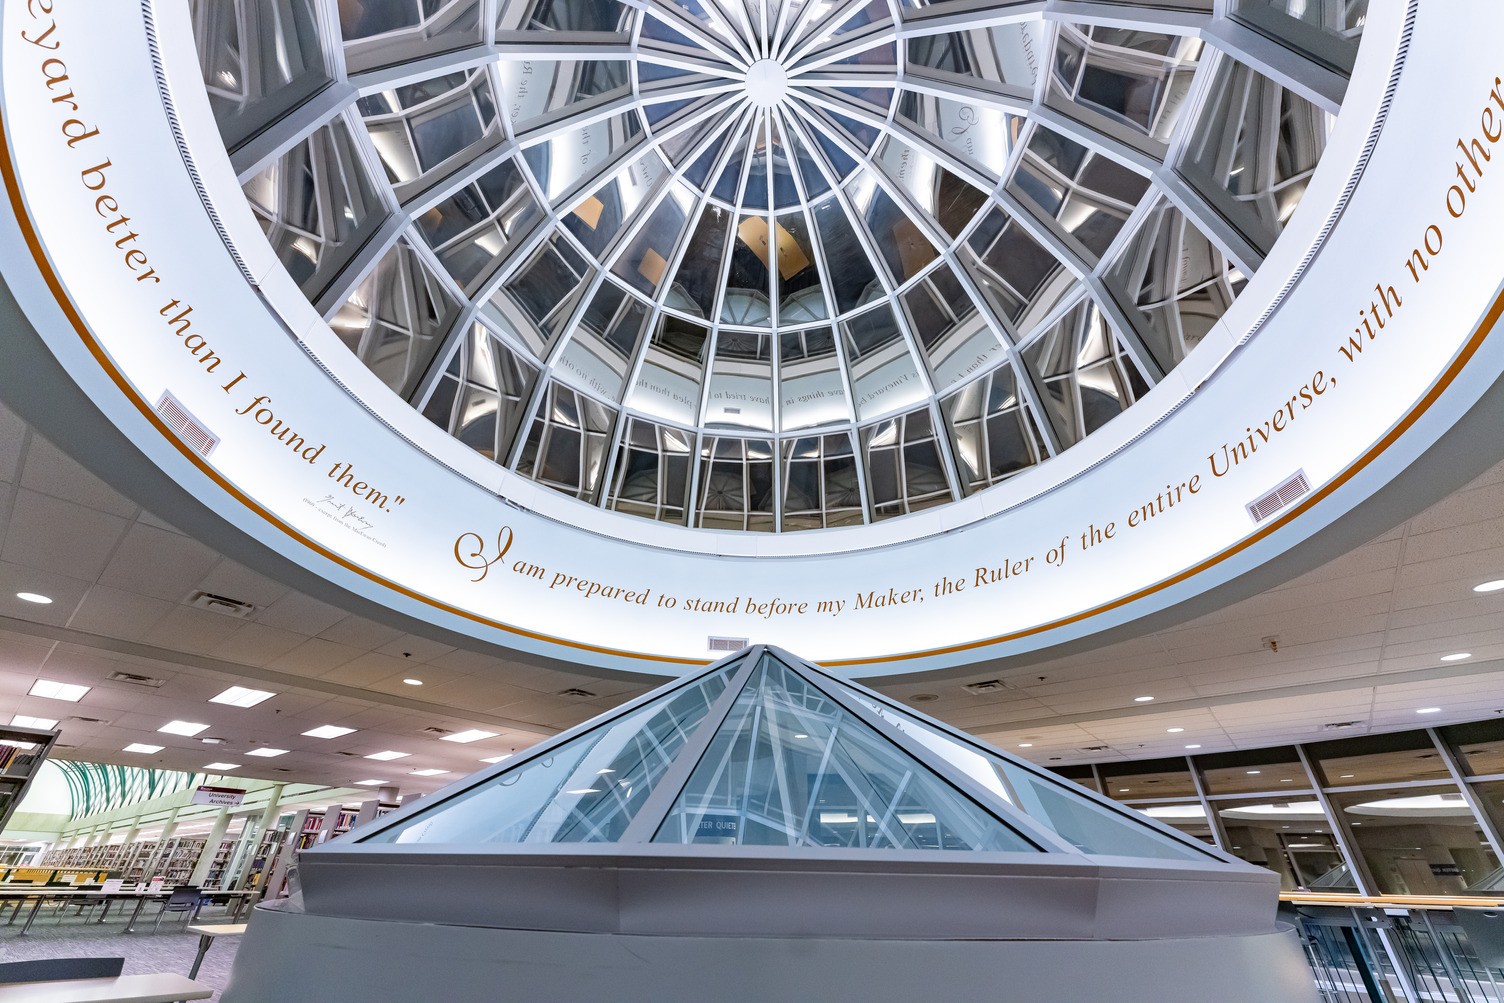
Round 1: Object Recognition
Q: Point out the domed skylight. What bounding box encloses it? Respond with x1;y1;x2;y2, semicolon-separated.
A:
192;0;1363;534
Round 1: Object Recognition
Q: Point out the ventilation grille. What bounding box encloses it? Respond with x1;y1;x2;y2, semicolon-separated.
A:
186;591;257;618
1322;720;1365;732
708;636;749;652
155;390;219;457
1247;470;1312;523
421;727;453;736
108;671;165;688
558;687;597;699
963;679;1008;694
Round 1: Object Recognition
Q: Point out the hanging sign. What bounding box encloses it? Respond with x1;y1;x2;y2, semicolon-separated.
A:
191;785;246;807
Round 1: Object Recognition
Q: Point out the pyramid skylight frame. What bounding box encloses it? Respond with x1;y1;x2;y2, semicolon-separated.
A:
350;645;1227;862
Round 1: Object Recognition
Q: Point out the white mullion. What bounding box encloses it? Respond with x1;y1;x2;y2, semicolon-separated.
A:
642;6;754;70
898;68;1033;116
893;0;1045;40
787;22;895;73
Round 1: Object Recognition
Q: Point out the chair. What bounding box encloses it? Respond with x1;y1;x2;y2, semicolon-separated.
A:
151;884;201;932
0;957;124;983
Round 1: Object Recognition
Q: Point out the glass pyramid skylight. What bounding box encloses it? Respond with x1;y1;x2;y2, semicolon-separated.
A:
361;646;1214;861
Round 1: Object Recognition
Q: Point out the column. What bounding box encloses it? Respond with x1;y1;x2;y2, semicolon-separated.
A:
120;816;141;846
141;806;181;880
187;808;232;887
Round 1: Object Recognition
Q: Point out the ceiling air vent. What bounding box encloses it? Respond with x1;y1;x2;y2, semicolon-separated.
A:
1246;470;1311;523
1322;720;1365;731
155;390;220;457
186;591;257;618
1080;745;1110;753
421;727;453;736
963;679;1008;695
108;671;165;688
708;636;749;652
67;716;108;724
558;688;597;699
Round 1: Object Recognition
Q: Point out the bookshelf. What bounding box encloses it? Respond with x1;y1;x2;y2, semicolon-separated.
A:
0;722;60;834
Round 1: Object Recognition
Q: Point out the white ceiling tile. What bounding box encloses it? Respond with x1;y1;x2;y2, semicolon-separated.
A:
19;435;136;517
0;489;128;580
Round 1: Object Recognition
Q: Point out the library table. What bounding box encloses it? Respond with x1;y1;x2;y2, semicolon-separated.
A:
185;923;246;979
0;889;257;936
0;973;211;1002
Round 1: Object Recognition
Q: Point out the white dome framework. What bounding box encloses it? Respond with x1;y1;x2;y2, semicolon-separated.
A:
194;0;1363;536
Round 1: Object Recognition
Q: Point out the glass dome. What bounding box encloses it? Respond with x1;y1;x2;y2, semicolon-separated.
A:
191;0;1363;534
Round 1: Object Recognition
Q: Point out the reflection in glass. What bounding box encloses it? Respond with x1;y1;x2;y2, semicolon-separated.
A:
1180;59;1331;255
874;137;988;240
416;159;543;290
1311;732;1455;788
781;434;862;531
1328;785;1499;895
1233;0;1366;74
896;92;1021;179
705;331;774;429
496;0;631;33
667;204;733;319
656;656;1037;850
774;212;826;323
339;0;482;75
497;59;630;134
1442;720;1504;778
722;215;774;326
556;282;652;401
367;665;732;844
1009;125;1151;261
516;380;618;501
1049;24;1201;143
243;119;385;300
697;436;775;531
904;22;1045;91
811;198;882;313
359;67;499;186
608;418;694;524
841;304;928;421
1217;797;1352;891
565;150;670;258
941;366;1043;492
628;316;709;426
1020;298;1148;447
424;323;540;462
1107;197;1245;372
328;237;460;397
1197;747;1310;796
190;0;330;150
485;234;595;358
960;207;1075;333
861;406;952;520
846;170;937;284
779;327;849;429
524;111;643;202
901;263;1002;393
1099;758;1197;801
611;184;695;295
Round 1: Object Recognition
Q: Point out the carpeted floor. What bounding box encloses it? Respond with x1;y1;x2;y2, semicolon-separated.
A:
0;900;243;1000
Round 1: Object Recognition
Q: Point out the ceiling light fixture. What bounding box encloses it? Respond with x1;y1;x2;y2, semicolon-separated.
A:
15;592;52;604
11;715;58;730
479;755;511;764
28;680;88;702
123;743;163;754
204;763;240;771
158;721;209;737
1247;770;1261;775
365;750;409;761
1185;744;1201;749
246;747;288;757
302;725;356;740
409;768;450;777
1440;652;1472;661
355;779;386;786
402;678;423;686
1166;728;1184;733
1018;743;1033;748
441;730;498;744
1474;579;1504;593
1417;707;1442;714
210;686;276;707
1133;696;1154;703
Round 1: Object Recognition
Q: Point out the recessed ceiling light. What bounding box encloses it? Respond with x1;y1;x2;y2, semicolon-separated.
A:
479;755;511;764
365;750;409;761
1280;778;1294;783
123;743;163;754
1441;652;1472;661
1340;774;1355;779
409;768;450;777
1417;707;1442;714
302;725;356;740
1118;788;1130;793
11;715;58;730
1474;579;1504;593
402;678;423;686
566;789;600;795
158;721;209;737
441;730;498;744
1018;743;1033;748
1166;728;1184;733
1133;696;1154;703
204;763;240;771
1246;770;1261;775
210;686;275;708
28;680;89;702
1185;744;1201;749
15;592;52;604
246;747;288;757
355;779;386;786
